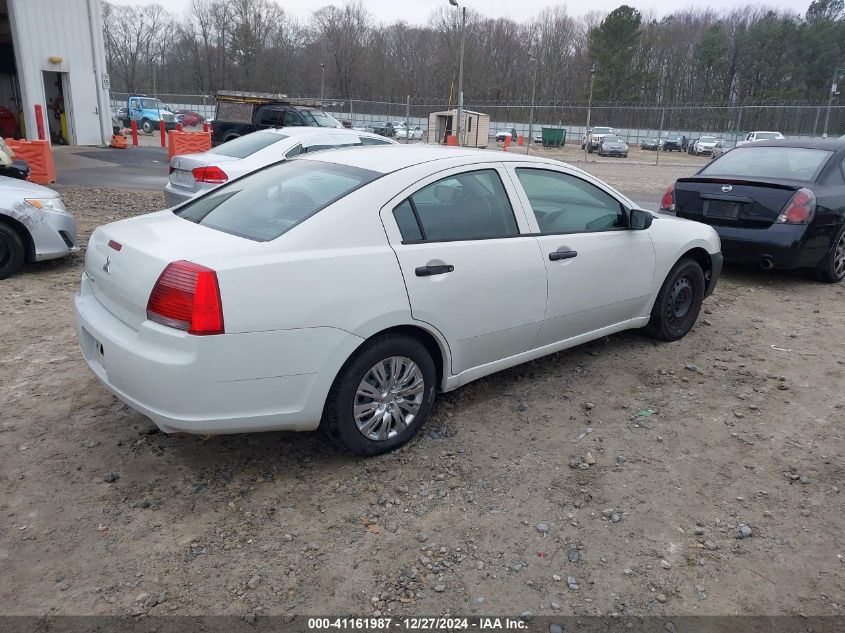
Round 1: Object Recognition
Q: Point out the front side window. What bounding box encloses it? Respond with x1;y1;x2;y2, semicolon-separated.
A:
393;169;518;242
175;161;379;241
515;168;625;234
282;111;303;127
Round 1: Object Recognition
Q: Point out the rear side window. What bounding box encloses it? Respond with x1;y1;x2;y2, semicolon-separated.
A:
702;147;833;181
259;109;285;126
393;169;518;242
175;161;379;241
209;131;287;159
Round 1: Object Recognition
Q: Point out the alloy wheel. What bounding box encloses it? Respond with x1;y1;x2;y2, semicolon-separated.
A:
834;233;845;280
354;356;424;442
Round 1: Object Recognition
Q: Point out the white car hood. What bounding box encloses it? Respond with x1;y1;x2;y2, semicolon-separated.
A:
0;175;58;198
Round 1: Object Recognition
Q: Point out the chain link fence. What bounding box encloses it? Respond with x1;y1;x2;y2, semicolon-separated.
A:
110;92;845;145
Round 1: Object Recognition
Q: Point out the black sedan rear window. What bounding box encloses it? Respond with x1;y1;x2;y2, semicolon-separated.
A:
702;146;832;181
175;160;379;241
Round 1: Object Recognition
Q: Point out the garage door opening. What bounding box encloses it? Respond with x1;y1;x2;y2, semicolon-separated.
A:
0;0;23;139
43;70;72;145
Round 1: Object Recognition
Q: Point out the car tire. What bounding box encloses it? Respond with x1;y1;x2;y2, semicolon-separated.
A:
322;334;437;456
141;119;153;135
0;222;26;280
817;227;845;283
645;258;706;341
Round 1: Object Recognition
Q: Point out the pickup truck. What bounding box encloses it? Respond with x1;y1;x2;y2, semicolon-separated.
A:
126;95;177;134
736;130;784;146
211;91;342;145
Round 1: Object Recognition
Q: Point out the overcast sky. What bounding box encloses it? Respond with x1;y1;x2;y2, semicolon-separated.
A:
107;0;813;24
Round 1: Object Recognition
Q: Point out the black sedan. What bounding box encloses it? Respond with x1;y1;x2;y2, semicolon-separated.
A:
641;138;659;150
660;139;845;282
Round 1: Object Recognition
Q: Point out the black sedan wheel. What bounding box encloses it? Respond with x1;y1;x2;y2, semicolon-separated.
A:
819;229;845;283
645;258;706;341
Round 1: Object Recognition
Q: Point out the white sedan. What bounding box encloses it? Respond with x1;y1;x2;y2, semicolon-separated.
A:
75;147;722;456
163;127;397;206
394;125;424;140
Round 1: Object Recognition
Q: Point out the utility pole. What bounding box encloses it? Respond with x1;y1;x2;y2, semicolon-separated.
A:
449;0;466;146
823;67;843;138
527;50;537;155
585;64;595;160
319;63;326;104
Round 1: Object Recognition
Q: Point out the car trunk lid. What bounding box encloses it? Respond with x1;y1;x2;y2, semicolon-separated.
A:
674;177;803;228
85;211;254;331
168;153;238;194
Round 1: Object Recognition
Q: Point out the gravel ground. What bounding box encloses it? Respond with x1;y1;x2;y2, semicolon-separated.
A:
1;187;844;618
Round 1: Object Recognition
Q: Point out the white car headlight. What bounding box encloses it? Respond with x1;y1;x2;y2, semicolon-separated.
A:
25;197;68;214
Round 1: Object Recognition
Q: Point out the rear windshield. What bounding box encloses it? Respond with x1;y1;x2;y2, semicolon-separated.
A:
756;132;782;140
701;146;832;181
175;160;379;241
209;131;287;159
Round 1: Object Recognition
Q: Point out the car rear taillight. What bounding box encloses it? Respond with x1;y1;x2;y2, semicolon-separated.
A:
146;261;224;335
776;188;816;225
192;166;228;184
660;182;675;212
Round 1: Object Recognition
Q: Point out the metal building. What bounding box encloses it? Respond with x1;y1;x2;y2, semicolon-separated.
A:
0;0;111;146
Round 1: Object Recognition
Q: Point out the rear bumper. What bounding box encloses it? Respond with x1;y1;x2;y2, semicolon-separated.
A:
162;182;198;207
712;223;822;269
73;274;364;434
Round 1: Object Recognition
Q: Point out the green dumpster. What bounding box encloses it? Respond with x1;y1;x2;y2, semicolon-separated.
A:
541;127;566;148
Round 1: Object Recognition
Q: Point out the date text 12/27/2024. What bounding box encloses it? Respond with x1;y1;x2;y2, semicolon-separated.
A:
307;618;528;630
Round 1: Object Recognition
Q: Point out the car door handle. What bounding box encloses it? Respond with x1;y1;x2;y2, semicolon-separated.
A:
549;250;578;261
415;264;454;277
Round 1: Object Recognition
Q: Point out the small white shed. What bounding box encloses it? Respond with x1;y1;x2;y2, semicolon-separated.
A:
427;109;489;148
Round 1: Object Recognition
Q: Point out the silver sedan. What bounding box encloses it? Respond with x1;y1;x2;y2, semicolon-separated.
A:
0;176;78;278
164;127;397;207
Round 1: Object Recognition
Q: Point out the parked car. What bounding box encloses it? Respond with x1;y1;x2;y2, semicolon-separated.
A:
175;110;204;127
0;138;29;180
737;130;784;146
586;126;616;152
395;125;424;140
581;128;591;149
164;127;397;206
597;135;629;158
691;136;719;156
641;138;660;150
126;95;177;135
211;91;342;145
0;176;78;279
372;122;396;138
75;146;721;455
660;138;845;282
662;135;688;152
711;139;736;159
496;129;514;142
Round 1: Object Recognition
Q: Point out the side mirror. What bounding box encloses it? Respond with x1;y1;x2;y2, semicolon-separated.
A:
629;208;653;230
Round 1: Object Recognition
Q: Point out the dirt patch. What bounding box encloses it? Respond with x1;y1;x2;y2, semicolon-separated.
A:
1;189;843;617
